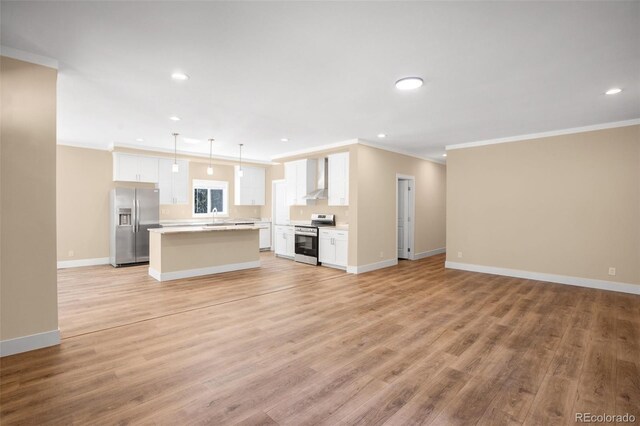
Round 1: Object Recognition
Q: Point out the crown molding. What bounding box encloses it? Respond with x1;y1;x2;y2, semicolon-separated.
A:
109;143;275;165
446;118;640;151
270;139;359;161
1;46;58;69
358;140;446;165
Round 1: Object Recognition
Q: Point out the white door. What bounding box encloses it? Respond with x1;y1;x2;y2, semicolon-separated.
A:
157;158;174;204
285;228;295;257
334;232;348;267
274;227;287;255
115;153;139;182
397;180;411;259
137;156;159;183
274;181;289;226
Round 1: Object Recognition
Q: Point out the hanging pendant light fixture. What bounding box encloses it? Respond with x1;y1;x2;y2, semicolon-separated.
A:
207;138;214;175
172;133;180;173
238;143;244;178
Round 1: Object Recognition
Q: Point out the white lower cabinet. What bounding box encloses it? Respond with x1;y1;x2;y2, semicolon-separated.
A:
274;225;295;258
319;229;348;269
258;222;271;250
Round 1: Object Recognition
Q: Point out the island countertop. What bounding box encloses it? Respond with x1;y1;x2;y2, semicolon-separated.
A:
149;225;261;235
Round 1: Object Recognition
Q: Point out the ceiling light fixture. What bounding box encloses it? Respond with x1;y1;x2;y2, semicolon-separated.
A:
442;153;447;157
171;72;189;81
169;116;181;121
238;144;244;178
377;133;387;138
136;138;144;142
281;138;289;142
395;77;424;90
172;133;179;173
605;88;622;95
207;138;214;175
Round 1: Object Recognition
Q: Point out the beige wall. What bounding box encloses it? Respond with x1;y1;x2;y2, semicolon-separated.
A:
56;145;267;262
1;57;59;341
446;125;640;286
356;144;447;267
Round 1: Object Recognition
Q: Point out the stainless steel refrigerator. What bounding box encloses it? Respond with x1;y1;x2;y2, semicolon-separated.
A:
110;188;160;266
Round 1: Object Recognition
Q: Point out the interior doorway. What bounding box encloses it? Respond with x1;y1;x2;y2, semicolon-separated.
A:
396;175;415;260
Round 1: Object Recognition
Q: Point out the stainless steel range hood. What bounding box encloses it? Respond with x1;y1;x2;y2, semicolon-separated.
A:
303;158;328;200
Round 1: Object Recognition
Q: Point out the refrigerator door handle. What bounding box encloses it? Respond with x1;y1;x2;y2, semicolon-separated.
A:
135;199;139;232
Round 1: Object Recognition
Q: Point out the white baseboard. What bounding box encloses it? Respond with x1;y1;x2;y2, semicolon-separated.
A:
57;257;110;269
149;260;261;282
445;261;640;295
414;248;446;260
0;329;60;357
347;258;398;274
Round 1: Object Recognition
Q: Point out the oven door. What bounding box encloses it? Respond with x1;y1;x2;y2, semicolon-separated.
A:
294;232;318;264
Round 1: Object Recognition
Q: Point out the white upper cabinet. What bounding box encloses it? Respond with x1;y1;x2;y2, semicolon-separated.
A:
113;152;159;183
234;165;265;206
158;158;189;205
328;152;349;206
284;159;317;206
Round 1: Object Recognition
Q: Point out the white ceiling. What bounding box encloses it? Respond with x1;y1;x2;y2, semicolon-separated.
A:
2;1;638;162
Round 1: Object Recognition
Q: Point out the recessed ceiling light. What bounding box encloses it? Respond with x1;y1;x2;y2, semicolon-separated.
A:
395;77;423;90
442;153;447;157
281;138;289;142
136;138;144;142
377;133;387;138
171;72;189;81
605;88;622;95
169;116;181;121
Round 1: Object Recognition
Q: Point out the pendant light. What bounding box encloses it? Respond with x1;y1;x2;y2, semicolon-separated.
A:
172;133;179;173
238;143;244;178
207;138;214;175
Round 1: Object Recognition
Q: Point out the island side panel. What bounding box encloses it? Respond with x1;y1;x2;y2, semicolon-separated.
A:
152;229;260;281
148;232;163;281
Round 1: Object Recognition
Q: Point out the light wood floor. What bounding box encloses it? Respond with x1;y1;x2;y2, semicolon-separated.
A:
1;253;638;425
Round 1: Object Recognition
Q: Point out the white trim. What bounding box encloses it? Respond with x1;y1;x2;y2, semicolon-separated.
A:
1;46;58;69
57;141;111;151
271;139;358;161
359;140;446;165
445;261;640;296
414;248;446;259
446;119;640;151
110;143;274;165
149;260;261;282
347;258;398;274
57;257;110;269
1;329;60;357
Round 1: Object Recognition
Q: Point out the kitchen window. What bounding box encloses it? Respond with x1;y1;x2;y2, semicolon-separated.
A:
192;180;229;217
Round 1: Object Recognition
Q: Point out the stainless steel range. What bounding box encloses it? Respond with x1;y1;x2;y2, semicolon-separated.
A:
294;214;336;265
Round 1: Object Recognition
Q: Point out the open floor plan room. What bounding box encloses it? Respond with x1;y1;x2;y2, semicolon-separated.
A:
2;253;639;424
1;1;639;424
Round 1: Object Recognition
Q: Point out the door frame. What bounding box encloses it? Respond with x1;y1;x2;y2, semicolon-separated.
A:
271;179;287;252
395;174;416;261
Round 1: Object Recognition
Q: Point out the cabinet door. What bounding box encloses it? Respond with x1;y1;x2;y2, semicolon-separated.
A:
252;167;266;205
113;153;139;182
334;232;348;267
137;156;159;183
328;152;349;206
259;224;271;249
284;162;297;206
274;227;287;255
285;229;295;257
157;158;174;204
172;160;189;204
318;233;334;264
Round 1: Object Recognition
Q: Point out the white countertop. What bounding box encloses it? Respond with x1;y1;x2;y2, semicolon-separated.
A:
150;224;261;235
160;218;270;227
274;222;349;231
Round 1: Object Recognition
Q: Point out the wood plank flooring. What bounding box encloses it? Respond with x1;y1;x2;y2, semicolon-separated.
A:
1;253;638;425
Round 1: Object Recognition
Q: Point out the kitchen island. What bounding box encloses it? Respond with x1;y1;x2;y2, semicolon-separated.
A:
148;225;261;282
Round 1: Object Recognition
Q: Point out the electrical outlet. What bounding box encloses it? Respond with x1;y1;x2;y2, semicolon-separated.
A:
68;250;74;257
379;251;384;258
608;267;616;276
457;251;463;258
